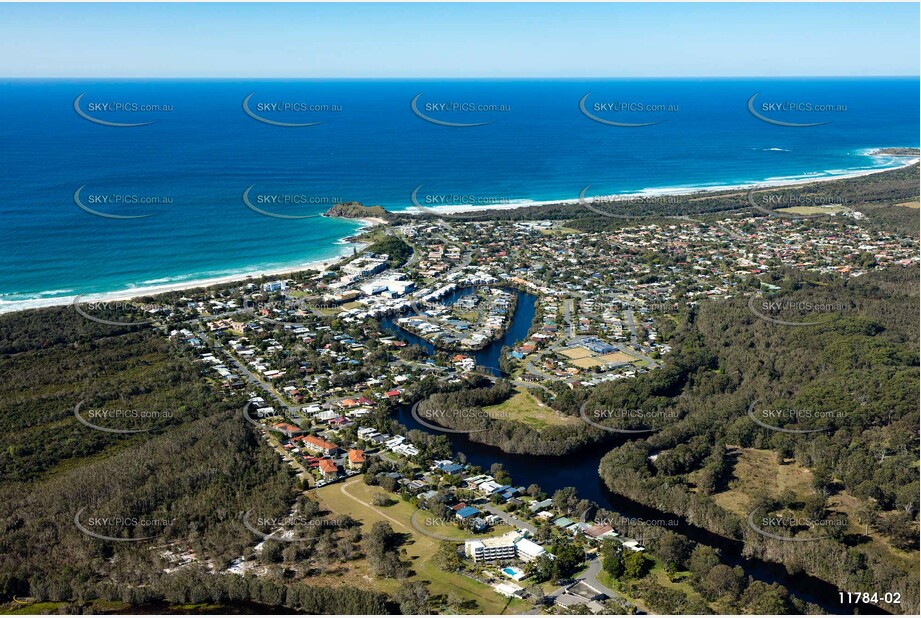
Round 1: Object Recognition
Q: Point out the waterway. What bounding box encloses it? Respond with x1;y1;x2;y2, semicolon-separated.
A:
380;289;884;614
380;286;538;374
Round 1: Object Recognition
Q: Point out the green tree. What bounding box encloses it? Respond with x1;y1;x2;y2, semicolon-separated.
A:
623;551;651;579
655;531;692;572
601;539;624;578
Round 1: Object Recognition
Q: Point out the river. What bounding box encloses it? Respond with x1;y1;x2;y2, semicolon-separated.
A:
380;288;884;614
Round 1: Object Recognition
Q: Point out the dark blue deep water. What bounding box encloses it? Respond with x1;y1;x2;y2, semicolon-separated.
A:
0;78;917;311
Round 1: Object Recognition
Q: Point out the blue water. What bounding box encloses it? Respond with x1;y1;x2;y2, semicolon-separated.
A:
0;78;917;310
380;288;538;374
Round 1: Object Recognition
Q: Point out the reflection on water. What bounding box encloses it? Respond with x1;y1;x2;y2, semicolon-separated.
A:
382;289;885;614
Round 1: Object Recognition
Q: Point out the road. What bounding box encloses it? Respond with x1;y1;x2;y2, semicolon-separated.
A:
480;504;536;535
198;330;295;409
511;379;554;396
542;555;625;610
623;308;639;344
563;298;577;337
581;555;618;598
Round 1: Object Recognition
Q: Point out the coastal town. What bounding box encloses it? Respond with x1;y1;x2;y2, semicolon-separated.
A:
2;3;919;616
71;191;918;614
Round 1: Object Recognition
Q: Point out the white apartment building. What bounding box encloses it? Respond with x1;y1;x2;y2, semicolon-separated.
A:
464;531;549;564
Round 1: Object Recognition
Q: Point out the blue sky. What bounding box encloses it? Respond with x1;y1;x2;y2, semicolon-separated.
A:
0;2;917;77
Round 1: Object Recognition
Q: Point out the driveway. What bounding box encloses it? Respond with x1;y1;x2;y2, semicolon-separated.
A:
480;503;536;535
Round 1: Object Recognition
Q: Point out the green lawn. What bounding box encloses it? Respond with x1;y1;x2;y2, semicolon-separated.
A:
483;390;580;430
316;478;528;614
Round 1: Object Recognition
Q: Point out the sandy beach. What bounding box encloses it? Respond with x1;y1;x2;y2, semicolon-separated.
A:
0;154;915;316
402;151;919;216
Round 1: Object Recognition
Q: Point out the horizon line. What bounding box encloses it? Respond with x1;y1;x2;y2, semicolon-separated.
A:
2;75;919;80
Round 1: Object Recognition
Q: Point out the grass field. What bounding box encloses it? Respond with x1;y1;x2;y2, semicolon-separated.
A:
315;478;526;614
569;356;603;368
484;390;581;430
538;227;580;235
597;351;636;364
0;600;132;615
896;200;920;209
560;346;592;359
414;512;515;540
705;447;919;572
1;602;67;615
707;447;813;514
775;205;849;215
595;560;716;614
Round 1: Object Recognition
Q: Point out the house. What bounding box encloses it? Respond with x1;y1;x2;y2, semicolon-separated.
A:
300;435;339;456
564;581;607;603
584;523;618;540
553;516;575;529
348;449;365;470
357;426;378;440
394;443;420;457
272;422;304;437
405;479;427;493
262;280;288;293
438;462;465;475
384;436;406;450
318;458;338;481
455;506;481;520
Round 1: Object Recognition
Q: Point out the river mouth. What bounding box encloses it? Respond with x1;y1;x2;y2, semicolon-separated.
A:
382;288;887;614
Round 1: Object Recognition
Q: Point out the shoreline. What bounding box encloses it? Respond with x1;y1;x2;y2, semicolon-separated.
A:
0;254;351;316
1;155;916;317
399;150;919;215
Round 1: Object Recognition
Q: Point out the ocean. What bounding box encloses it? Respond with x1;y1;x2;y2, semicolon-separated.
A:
0;78;917;312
